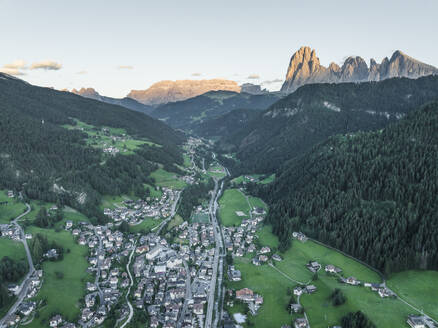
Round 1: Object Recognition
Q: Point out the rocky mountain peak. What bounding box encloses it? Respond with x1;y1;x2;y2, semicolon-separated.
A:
281;47;438;93
71;87;101;100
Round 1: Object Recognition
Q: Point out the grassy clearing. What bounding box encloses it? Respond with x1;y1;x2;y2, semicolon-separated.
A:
258;174;275;184
183;154;192;168
247;196;267;211
144;184;163;199
0;190;27;224
129;218;163;234
218;189;250;227
207;164;226;178
191;212;210;224
167;214;184;231
387;270;438;321
256;225;279;249
150;169;187;190
25;226;91;327
0;238;27;263
232;225;420;327
63;119;159;155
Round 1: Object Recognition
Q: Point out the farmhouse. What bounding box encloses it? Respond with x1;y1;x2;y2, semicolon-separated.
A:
294;317;309;328
306;261;321;273
325;264;342;273
236;288;254;302
345;276;360;285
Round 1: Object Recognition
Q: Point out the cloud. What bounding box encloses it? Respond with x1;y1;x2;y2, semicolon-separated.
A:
191;72;202;76
4;60;27;70
118;65;133;70
262;78;283;84
247;74;260;79
0;67;26;76
30;60;62;70
77;70;87;75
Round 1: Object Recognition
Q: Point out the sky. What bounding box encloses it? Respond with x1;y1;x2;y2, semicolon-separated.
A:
1;0;437;98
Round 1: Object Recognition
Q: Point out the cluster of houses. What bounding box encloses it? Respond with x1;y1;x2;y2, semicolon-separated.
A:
407;315;436;328
233;288;264;314
46;221;135;327
222;210;265;259
0;224;21;241
103;188;176;224
102;146;120;155
129;225;218;328
4;270;43;327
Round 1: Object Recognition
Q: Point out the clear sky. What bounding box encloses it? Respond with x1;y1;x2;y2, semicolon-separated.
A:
1;0;437;97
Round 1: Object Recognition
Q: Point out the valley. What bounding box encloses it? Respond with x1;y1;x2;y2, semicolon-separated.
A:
1;33;438;328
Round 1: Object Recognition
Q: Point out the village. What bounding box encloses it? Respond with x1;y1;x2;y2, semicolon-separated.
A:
0;137;436;328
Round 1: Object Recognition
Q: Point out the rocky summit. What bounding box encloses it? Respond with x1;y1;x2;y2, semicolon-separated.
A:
281;46;438;93
127;79;241;105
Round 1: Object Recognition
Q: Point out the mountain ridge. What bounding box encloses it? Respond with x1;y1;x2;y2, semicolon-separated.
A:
281;47;438;93
127;79;241;105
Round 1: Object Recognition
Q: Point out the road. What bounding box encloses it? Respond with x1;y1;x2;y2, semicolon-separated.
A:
177;260;192;328
0;203;33;327
93;228;104;304
119;243;136;328
205;168;227;328
152;191;181;235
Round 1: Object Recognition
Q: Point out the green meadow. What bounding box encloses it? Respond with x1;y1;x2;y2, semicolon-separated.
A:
25;226;91;327
150;168;187;189
218;189;251;226
0;190;27;223
230;225;426;328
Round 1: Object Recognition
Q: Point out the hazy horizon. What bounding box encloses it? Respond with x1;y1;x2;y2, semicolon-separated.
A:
1;0;437;97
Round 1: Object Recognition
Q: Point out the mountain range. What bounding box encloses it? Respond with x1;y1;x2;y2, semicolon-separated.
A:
127;79;241;105
70;87;154;115
148;90;280;130
220;75;438;173
281;46;438;93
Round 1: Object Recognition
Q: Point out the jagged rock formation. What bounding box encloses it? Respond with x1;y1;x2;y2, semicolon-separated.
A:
240;83;269;95
281;47;438;93
71;87;102;100
127;79;241;105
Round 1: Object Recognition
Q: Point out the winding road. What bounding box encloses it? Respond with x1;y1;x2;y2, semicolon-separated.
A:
119;243;136;328
0;202;34;327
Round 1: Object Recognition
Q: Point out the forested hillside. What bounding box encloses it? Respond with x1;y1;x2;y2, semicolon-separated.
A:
259;102;438;274
0;73;184;220
150;90;280;130
223;76;438;173
193;108;259;138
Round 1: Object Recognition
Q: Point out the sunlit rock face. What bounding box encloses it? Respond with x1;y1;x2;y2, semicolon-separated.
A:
127;79;241;105
281;46;438;93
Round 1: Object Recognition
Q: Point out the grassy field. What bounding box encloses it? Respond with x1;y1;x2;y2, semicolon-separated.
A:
166;214;184;231
258;174;275;184
129;218;163;233
231;225;422;328
100;194;130;210
25;226;91;327
0;190;27;224
207;164;227;178
0;238;27;263
387;270;438;321
191;212;210;224
144;184;163;199
63;119;158;155
218;189;250;226
247;196;267;211
150;169;187;189
256;225;279;249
